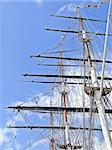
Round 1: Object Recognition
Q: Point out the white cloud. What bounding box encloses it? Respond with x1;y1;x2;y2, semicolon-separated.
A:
0;129;5;145
0;115;21;148
34;0;43;5
56;3;80;14
0;123;21;149
31;138;47;148
93;137;108;150
0;127;16;146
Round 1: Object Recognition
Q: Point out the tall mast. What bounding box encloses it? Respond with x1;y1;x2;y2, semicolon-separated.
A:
58;34;71;149
77;7;87;150
79;1;112;149
50;96;55;150
79;17;94;150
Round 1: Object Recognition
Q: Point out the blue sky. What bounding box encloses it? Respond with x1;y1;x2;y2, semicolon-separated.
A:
0;0;111;149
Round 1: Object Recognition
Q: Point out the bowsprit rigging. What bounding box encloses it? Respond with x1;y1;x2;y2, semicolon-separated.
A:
6;0;112;150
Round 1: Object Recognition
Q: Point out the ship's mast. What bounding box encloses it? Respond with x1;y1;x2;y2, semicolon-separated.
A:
50;96;55;150
79;1;112;149
77;7;89;149
58;34;71;150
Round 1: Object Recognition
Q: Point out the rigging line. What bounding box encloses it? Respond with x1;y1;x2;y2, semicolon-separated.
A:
38;92;52;104
47;31;69;146
107;118;112;130
59;92;63;135
48;120;67;145
83;26;103;69
88;97;95;150
40;35;80;55
89;42;99;62
91;40;104;63
105;65;112;82
68;91;85;143
51;47;67;90
52;120;66;142
15;98;39;107
50;90;55;150
105;96;112;109
105;96;112;111
85;37;103;73
82;41;86;150
88;43;103;81
15;91;51;107
58;26;71;146
49;118;68;142
39;24;75;56
19;111;51;143
51;131;64;146
22;138;47;150
13;93;48;107
103;100;112;121
94;113;101;132
103;97;109;109
39;49;80;55
73;125;83;148
51;73;62;91
37;64;83;67
15;112;50;150
83;12;105;49
91;112;95;150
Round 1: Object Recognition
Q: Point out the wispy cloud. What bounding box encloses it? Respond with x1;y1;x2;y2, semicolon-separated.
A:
0;129;5;145
0;109;23;148
0;126;18;148
57;3;78;14
34;0;43;5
